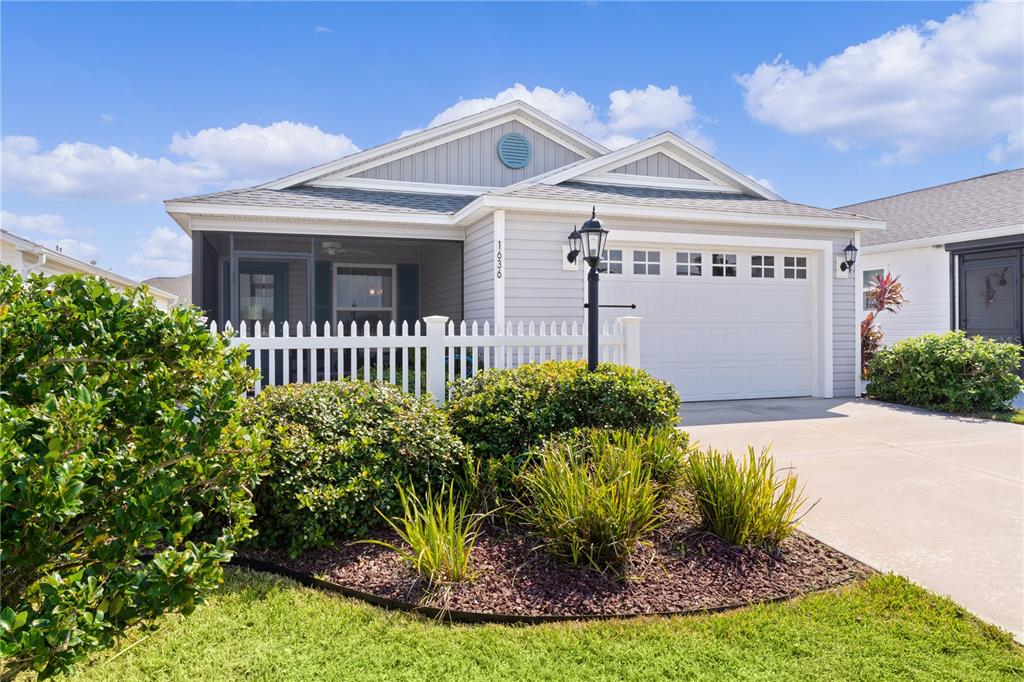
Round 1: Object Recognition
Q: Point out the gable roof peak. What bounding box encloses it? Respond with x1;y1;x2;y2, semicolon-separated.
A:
260;99;609;191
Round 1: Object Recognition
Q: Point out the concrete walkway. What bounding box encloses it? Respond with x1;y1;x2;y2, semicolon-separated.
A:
681;398;1024;640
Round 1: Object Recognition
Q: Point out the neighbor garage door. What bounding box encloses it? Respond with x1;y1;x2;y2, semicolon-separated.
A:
602;244;815;401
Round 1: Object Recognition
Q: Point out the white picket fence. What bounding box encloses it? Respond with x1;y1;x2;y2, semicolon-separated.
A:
213;314;642;404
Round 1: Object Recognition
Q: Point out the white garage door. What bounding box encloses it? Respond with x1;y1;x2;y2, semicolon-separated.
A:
603;245;815;402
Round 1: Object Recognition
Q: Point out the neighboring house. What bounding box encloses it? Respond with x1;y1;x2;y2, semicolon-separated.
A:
143;274;192;306
1;229;179;309
165;101;883;401
841;170;1023;354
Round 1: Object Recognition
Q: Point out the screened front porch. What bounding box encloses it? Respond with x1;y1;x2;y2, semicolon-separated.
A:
191;232;464;330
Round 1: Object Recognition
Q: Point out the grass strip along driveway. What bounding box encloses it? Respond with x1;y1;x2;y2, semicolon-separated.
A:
57;569;1022;682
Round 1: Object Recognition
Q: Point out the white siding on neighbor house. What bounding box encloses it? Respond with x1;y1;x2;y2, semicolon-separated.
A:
419;242;463;321
463;217;495;324
500;212;860;396
860;245;951;344
610;152;707;181
349;121;584;187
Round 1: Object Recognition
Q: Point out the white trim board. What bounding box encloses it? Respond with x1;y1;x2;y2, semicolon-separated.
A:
860;223;1024;254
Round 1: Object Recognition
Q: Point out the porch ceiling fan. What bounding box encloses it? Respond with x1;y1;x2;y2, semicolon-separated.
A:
320;240;376;257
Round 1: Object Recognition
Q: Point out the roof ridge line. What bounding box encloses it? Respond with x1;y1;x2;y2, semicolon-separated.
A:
837;168;1024;208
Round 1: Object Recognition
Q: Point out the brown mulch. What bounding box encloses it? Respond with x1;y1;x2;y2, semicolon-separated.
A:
240;512;873;618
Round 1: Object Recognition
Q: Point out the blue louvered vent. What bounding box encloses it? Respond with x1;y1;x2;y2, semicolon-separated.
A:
497;133;531;169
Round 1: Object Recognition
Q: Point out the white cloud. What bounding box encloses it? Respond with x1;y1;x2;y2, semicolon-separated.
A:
737;1;1023;164
406;83;714;151
1;209;74;237
54;238;99;262
2;121;361;202
314;26;331;33
128;226;191;277
169;121;359;183
100;113;115;124
745;175;774;192
1;135;221;202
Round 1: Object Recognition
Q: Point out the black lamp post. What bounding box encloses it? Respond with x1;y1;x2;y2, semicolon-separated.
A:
839;239;859;272
567;207;609;371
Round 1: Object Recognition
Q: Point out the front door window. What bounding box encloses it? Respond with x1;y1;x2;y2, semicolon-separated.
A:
335;265;394;331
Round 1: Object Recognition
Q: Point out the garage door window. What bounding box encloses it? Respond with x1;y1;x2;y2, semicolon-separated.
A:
676;252;702;276
633;250;661;275
712;253;737;277
751;255;775;278
784;256;808;279
602;249;623;274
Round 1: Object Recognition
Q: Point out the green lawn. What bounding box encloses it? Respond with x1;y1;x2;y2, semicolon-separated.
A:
988;408;1024;425
57;568;1022;682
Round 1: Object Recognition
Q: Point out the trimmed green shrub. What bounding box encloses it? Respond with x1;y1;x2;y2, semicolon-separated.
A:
244;381;470;557
0;268;267;680
447;361;680;463
867;331;1023;413
683;446;810;551
517;435;663;573
363;483;485;585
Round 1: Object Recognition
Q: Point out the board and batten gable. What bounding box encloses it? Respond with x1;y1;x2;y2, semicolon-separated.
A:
499;211;859;397
610;152;708;181
342;121;584;188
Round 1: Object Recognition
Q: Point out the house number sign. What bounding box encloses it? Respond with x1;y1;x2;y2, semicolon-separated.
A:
495;240;503;279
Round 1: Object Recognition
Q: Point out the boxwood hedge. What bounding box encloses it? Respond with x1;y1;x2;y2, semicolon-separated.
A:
243;381;470;557
867;331;1023;413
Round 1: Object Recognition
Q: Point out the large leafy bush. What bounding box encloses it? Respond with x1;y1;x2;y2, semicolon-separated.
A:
867;331;1023;412
0;268;266;680
447;361;680;463
244;381;470;557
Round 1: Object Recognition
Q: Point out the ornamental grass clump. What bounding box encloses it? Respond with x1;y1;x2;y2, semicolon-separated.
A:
683;445;811;551
365;483;485;586
517;437;663;574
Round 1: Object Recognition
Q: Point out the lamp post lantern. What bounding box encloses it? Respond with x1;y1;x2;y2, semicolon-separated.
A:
567;207;609;371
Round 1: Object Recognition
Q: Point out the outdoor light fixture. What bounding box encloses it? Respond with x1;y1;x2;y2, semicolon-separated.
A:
566;225;582;264
840;239;858;272
568;207;609;372
579;207;609;267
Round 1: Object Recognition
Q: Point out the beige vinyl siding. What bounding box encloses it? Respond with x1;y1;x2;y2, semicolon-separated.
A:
610;152;706;180
463;217;495;324
350;121;583;187
420;242;463;321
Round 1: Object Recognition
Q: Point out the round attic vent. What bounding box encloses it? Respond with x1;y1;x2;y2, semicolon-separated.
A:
497;133;531;169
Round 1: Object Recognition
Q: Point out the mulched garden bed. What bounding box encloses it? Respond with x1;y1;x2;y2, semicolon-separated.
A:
238;511;874;620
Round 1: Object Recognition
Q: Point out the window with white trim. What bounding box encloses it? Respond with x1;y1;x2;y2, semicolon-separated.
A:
862;268;884;309
783;256;808;280
711;253;737;277
602;249;623;274
751;255;775;279
632;250;661;275
676;251;702;276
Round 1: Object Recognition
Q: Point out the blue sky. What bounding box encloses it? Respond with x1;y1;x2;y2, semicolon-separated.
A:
2;1;1021;280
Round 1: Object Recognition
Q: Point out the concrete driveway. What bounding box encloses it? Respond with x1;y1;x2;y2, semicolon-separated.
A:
681;398;1023;640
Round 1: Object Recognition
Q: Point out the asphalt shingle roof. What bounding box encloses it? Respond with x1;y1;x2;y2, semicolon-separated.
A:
142;274;191;305
838;169;1024;247
503;182;870;221
170;185;478;215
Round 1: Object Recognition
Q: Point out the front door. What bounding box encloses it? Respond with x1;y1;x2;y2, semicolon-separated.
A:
237;261;289;327
959;248;1023;376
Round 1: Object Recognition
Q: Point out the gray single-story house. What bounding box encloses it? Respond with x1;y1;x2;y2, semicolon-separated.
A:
843;170;1023;366
165;101;884;401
